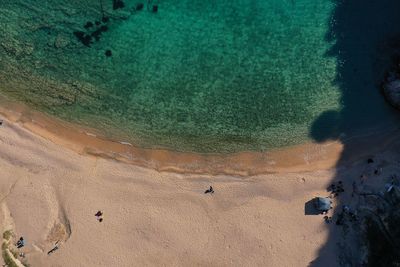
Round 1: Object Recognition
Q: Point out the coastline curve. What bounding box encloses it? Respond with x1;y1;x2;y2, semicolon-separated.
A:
1;96;399;176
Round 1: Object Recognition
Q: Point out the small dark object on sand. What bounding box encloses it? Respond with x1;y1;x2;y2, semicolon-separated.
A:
47;246;58;255
367;158;374;164
95;210;104;222
204;186;214;194
84;21;94;29
324;216;332;224
374;168;382;175
105;50;112;57
0;120;3;125
328;181;344;195
47;242;59;255
136;3;144;11
152;5;158;13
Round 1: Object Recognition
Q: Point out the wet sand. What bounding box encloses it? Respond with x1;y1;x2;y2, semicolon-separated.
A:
1;95;399;177
0;96;349;176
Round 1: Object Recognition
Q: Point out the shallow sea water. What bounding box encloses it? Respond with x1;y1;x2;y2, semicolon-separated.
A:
0;0;399;152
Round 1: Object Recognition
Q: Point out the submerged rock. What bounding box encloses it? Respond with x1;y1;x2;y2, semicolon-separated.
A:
73;31;92;47
383;72;400;109
113;0;125;10
135;3;144;11
54;34;70;49
84;21;94;29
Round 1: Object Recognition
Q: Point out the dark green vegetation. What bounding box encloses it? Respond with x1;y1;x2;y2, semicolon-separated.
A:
2;249;18;267
1;231;18;267
2;230;12;241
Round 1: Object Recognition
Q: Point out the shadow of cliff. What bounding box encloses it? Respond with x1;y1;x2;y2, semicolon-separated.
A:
309;0;400;266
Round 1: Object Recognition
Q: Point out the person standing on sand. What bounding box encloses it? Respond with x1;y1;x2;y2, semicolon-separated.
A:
16;237;25;248
95;211;103;217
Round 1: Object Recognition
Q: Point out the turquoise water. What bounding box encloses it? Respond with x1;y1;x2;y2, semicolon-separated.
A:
0;0;398;152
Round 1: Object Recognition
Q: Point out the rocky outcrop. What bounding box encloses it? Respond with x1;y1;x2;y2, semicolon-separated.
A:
383;72;400;109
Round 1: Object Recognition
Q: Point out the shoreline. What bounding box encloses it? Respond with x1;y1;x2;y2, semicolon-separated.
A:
0;96;398;176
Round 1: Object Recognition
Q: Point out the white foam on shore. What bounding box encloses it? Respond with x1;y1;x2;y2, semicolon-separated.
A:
84;132;97;137
81;130;133;147
120;141;133;146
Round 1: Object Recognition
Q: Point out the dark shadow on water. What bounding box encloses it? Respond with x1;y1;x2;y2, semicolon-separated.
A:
310;110;341;143
309;0;400;266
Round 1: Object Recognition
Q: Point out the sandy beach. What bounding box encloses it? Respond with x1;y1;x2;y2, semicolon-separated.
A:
0;113;335;267
0;103;399;266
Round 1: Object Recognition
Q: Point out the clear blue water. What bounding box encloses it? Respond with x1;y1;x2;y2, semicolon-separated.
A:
0;0;399;152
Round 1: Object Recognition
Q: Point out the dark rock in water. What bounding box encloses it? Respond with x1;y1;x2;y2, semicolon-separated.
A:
82;36;92;47
73;31;85;39
95;21;101;26
136;3;144;11
102;16;110;23
105;50;112;57
113;0;125;10
152;5;158;13
91;29;102;41
382;72;400;110
73;31;92;47
84;21;93;29
100;25;108;32
91;25;108;42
